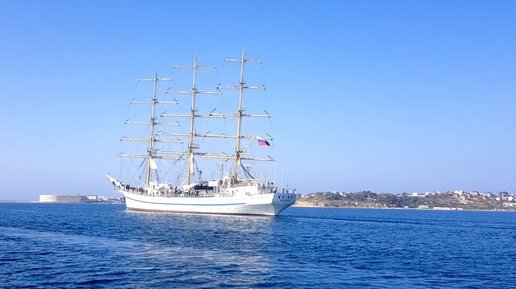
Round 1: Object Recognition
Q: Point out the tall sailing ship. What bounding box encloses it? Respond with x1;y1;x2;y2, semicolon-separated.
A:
106;50;296;216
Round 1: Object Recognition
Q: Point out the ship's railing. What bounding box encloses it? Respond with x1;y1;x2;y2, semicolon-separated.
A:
122;183;295;198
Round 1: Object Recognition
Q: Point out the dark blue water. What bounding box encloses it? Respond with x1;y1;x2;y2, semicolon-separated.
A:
0;204;514;288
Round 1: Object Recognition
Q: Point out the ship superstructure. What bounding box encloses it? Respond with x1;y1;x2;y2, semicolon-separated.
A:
107;50;296;215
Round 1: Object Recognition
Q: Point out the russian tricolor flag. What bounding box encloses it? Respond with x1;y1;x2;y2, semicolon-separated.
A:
257;137;270;147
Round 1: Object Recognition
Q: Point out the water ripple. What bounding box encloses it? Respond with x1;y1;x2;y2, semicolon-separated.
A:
0;204;514;288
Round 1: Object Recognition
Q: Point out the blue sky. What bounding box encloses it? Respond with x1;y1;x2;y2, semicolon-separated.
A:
1;0;515;200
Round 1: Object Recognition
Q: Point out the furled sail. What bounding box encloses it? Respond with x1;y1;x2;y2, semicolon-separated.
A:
149;158;158;170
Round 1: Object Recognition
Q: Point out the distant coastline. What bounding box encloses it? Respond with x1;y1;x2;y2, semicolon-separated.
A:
0;194;124;204
295;191;516;211
293;203;516;212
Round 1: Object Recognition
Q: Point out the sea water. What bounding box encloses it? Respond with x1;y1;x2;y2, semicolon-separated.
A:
0;203;514;288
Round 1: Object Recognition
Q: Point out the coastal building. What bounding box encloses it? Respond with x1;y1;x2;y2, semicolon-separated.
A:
468;191;480;198
84;195;98;201
39;194;82;203
453;190;464;196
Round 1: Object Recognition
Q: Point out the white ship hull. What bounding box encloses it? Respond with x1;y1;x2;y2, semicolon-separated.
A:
120;190;296;216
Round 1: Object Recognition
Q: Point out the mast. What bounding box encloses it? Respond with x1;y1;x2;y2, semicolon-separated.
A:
235;50;245;180
146;72;159;185
221;49;264;180
166;56;219;185
119;72;174;186
187;57;198;185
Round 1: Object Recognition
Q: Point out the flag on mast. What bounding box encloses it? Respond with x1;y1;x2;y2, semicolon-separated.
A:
257;137;270;147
